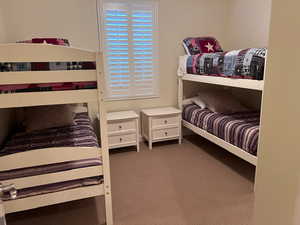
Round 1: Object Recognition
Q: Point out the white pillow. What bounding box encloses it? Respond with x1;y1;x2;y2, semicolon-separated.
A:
182;98;193;106
198;90;248;113
183;97;206;109
191;97;206;109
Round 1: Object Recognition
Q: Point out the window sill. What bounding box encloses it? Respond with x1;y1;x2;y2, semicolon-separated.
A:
105;95;160;102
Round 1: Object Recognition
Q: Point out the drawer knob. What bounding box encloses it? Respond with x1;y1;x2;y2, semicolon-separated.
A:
165;132;168;136
119;125;122;129
164;120;168;124
120;138;123;142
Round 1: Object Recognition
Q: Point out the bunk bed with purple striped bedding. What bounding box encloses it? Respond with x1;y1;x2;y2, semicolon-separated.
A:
0;112;103;201
182;104;260;156
0;112;99;156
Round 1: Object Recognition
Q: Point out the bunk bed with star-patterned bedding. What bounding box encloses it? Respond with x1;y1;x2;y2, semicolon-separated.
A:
178;37;266;91
177;37;266;166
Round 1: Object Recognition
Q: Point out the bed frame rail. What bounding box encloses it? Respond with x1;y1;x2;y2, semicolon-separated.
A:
183;120;257;165
0;147;102;171
0;43;95;62
0;70;97;85
1;165;103;190
3;184;104;214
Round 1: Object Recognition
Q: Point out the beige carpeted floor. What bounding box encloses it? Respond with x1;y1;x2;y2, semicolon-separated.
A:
6;135;255;225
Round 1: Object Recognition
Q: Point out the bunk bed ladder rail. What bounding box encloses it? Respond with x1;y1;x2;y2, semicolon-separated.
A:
0;183;17;225
96;52;113;225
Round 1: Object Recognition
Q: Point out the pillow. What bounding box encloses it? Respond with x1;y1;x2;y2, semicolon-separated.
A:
198;90;248;113
24;105;75;132
70;104;88;113
183;97;206;109
183;37;223;55
17;38;70;46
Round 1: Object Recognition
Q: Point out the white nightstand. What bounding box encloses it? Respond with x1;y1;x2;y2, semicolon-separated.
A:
107;111;139;152
141;107;182;150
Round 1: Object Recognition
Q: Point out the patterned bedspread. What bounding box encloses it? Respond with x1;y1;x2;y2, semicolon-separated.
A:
0;61;97;94
0;112;99;156
183;104;260;155
179;48;267;80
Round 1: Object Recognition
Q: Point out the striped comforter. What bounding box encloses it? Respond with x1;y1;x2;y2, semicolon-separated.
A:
183;104;260;155
0;112;99;156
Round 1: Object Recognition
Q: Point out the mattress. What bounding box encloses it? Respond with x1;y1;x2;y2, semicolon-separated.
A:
0;112;99;156
183;104;260;155
0;61;97;94
2;176;103;201
178;48;267;80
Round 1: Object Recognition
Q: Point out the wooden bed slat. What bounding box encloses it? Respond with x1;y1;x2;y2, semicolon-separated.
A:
182;74;264;91
0;70;97;85
1;166;103;190
0;89;98;109
0;44;96;62
0;147;102;171
3;184;104;214
182;120;257;166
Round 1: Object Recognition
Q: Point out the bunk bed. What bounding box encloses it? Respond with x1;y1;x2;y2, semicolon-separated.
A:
178;38;266;166
0;43;113;225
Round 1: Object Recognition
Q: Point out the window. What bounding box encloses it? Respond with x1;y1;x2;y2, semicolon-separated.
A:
100;0;159;100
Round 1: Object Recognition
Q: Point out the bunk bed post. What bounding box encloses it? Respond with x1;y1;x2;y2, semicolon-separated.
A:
96;52;113;225
178;76;183;143
178;77;183;110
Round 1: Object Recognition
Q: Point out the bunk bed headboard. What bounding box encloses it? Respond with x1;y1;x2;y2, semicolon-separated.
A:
0;43;95;62
0;44;100;109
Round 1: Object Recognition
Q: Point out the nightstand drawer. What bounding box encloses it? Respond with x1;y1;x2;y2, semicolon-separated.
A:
108;133;136;147
108;120;136;133
152;115;179;128
152;127;179;140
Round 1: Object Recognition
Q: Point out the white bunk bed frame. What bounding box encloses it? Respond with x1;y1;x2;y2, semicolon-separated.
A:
0;44;113;225
178;73;264;166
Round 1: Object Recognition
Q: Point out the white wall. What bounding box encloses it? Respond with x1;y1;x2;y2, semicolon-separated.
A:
225;0;272;50
254;0;300;224
2;0;229;112
2;0;99;49
0;5;7;43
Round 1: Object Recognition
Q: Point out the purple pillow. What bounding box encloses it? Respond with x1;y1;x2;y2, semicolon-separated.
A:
183;37;223;55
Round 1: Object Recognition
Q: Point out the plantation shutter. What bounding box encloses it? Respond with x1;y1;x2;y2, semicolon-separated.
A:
102;1;159;100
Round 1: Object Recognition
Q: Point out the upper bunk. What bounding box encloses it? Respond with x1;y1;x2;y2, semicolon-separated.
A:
179;73;264;91
178;37;266;91
0;43;103;109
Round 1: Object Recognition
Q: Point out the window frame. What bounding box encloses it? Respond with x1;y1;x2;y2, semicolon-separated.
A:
97;0;160;101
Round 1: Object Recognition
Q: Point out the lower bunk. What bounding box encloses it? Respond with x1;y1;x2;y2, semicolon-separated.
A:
182;104;259;166
0;112;105;214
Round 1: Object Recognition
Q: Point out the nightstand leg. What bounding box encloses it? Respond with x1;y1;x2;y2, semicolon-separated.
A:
136;118;140;152
179;116;182;144
149;117;152;150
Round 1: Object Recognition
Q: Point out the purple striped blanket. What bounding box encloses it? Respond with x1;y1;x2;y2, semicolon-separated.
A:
0;112;99;156
183;104;260;155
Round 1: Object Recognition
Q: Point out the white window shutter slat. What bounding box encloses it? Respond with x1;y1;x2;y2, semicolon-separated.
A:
102;1;159;100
